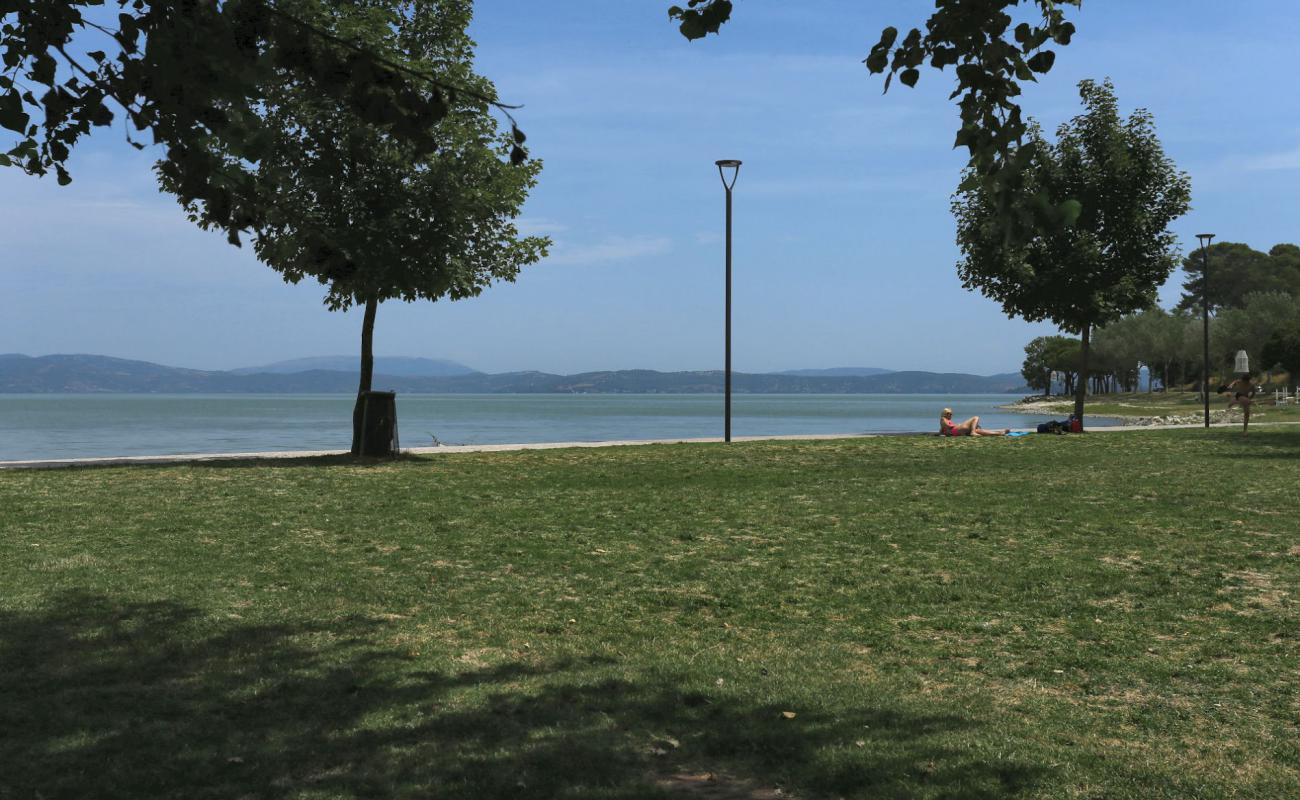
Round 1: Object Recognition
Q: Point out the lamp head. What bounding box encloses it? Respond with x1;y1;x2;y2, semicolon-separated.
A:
715;159;741;191
1196;233;1215;245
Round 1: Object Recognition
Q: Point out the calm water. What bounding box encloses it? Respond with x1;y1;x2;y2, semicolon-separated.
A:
0;393;1076;461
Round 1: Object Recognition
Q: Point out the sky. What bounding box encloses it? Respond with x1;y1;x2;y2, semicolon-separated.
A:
3;1;1298;376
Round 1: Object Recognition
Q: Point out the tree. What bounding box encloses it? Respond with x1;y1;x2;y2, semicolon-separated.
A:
1022;334;1082;396
1131;307;1189;391
1261;324;1300;379
1176;242;1300;313
0;0;531;246
953;79;1191;426
1020;336;1055;394
1209;292;1300;377
669;0;1083;243
164;1;547;455
1044;336;1082;395
1092;316;1143;393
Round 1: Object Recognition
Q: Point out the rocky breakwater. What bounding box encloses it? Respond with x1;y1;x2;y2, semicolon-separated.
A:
1124;409;1244;427
1000;395;1246;427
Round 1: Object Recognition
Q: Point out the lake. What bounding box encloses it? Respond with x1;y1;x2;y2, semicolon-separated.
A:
0;393;1076;461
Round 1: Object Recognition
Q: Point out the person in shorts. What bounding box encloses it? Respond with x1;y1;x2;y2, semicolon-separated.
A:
1224;371;1257;435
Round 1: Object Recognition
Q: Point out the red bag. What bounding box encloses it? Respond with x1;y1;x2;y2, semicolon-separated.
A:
1069;417;1083;433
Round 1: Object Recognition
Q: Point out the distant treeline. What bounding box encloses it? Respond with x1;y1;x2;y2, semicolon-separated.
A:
1021;241;1300;393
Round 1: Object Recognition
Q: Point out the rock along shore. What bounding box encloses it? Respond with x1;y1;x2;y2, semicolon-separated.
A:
1000;396;1246;427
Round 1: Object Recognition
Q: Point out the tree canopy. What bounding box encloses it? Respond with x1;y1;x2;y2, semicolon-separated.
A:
1176;242;1300;313
0;0;530;247
954;79;1191;422
1210;292;1300;373
1261;324;1300;378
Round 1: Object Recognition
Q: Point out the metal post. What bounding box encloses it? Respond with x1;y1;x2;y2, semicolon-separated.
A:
724;186;732;443
715;160;741;443
1197;234;1215;428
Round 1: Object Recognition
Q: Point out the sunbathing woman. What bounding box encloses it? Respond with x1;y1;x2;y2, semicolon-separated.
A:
939;408;1010;437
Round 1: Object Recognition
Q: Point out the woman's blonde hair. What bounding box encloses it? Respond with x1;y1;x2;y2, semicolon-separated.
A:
941;407;953;418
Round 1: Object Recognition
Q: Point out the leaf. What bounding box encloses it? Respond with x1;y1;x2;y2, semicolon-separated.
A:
864;48;889;74
678;15;707;40
780;710;797;719
0;90;28;134
899;68;920;88
1026;51;1056;73
511;124;526;145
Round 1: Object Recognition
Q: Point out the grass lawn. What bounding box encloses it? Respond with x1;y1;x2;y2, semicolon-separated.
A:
1027;391;1300;422
2;428;1297;798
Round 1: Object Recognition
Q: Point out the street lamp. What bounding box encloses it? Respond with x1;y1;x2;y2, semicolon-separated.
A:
716;159;741;442
1197;233;1215;428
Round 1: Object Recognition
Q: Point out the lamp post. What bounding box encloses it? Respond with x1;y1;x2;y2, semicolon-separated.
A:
1197;233;1215;428
716;159;741;442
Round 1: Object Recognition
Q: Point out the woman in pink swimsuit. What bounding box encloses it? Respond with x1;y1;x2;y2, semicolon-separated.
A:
940;408;1009;437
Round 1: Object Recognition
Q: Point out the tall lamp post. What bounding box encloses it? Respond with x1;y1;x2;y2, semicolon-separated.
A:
716;159;741;442
1197;233;1215;428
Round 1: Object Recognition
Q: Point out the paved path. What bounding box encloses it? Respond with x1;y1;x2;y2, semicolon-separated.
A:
2;421;1296;471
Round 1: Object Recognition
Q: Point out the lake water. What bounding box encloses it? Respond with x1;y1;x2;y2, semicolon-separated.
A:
0;393;1075;461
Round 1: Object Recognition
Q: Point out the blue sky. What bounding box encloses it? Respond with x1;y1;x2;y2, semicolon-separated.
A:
3;1;1298;375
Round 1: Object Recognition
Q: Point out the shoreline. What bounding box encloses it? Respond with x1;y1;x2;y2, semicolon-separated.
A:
6;421;1299;470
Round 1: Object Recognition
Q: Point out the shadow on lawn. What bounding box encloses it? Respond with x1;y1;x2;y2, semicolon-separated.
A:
1;592;1043;799
49;452;424;473
1209;427;1300;460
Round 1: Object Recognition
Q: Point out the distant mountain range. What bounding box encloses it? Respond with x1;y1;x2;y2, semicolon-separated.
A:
230;355;478;377
774;367;894;377
0;354;1028;394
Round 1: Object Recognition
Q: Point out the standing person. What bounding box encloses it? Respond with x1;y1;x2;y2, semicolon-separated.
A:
939;408;1010;437
1224;372;1258;435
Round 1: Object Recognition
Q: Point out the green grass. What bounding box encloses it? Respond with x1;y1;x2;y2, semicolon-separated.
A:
1030;391;1300;421
2;429;1298;798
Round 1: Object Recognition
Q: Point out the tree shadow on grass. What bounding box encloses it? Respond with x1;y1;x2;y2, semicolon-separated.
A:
1;592;1044;799
1207;427;1300;460
38;452;423;474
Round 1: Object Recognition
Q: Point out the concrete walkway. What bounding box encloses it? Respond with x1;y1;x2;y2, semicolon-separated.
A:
3;420;1295;471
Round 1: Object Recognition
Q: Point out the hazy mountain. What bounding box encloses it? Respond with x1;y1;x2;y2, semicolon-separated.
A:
0;354;215;393
774;367;894;377
1;355;1029;394
231;355;478;377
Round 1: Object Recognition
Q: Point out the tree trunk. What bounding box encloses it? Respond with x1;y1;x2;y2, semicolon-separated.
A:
350;296;379;456
1073;322;1091;428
